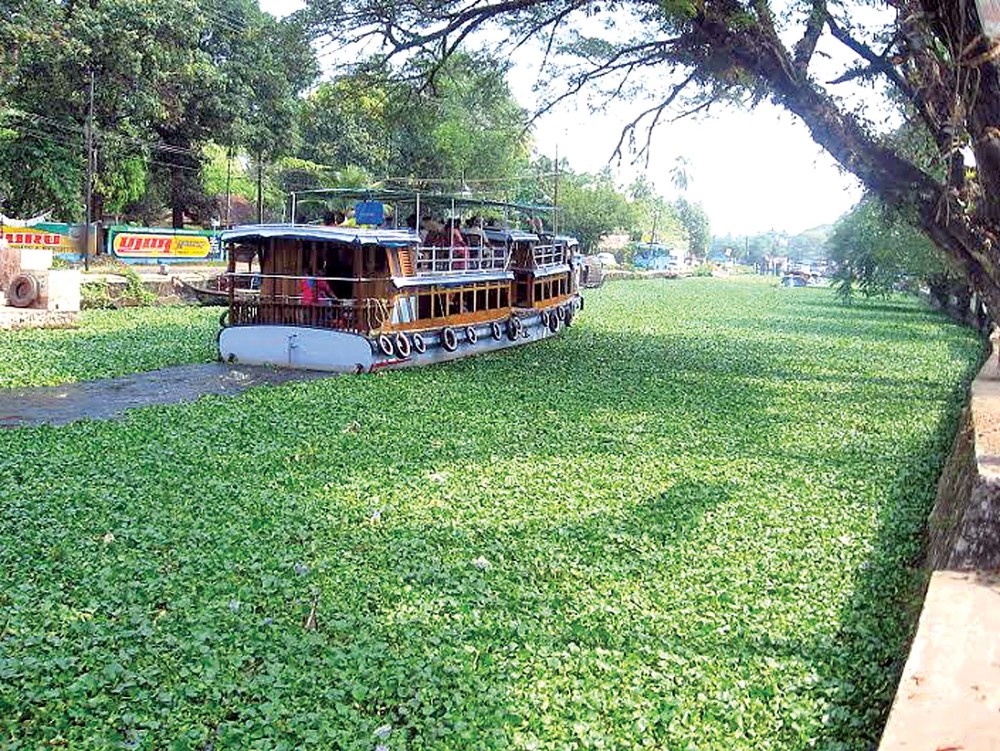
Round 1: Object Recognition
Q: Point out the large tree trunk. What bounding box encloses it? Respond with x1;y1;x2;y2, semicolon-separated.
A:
701;7;1000;317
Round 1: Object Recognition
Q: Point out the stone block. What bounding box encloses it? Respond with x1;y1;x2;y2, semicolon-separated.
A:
18;248;53;272
40;270;81;313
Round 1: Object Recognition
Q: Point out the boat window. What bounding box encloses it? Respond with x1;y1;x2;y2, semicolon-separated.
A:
410;281;512;323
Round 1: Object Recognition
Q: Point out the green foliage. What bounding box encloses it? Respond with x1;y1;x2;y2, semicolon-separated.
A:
828;197;951;303
692;262;715;276
555;169;633;251
0;0;316;224
81;267;157;309
0;307;218;386
299;52;530;190
625;176;688;252
673;197;711;258
80;280;115;310
0;280;984;749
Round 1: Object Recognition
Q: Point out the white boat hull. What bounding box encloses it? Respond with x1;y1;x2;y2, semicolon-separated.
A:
218;298;582;373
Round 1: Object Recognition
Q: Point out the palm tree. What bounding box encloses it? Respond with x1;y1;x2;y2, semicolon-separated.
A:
670;156;690;193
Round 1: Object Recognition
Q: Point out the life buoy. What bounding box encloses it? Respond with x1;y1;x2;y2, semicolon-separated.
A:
556;305;567;322
8;273;39;308
466;325;478;344
377;333;395;357
490;321;503;340
506;316;523;341
395;332;412;358
548;313;560;333
441;327;458;352
412;332;427;354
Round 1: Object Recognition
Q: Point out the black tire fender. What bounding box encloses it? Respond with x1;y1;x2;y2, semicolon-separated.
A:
490;321;503;340
412;332;427;354
556;305;567;322
441;327;458;352
465;325;478;344
506;316;522;341
377;333;394;357
8;273;39;308
548;313;560;333
394;332;412;358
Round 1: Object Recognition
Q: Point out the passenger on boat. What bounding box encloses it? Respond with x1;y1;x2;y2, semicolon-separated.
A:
443;218;469;270
299;276;336;306
464;216;486;245
419;216;438;245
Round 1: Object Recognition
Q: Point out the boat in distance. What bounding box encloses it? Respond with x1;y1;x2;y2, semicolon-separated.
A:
217;200;583;372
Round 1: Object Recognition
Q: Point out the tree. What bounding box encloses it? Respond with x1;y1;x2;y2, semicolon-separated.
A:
300;52;530;190
557;169;633;251
828;196;954;302
673;198;711;259
309;0;1000;317
0;0;316;225
625;176;688;250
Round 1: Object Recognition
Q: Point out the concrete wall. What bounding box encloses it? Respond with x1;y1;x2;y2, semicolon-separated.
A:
879;350;1000;750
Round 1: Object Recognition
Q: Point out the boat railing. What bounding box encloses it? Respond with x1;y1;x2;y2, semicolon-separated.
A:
413;245;507;275
533;243;565;268
228;275;391;332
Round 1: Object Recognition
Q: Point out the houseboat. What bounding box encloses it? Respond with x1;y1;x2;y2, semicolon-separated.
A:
217;199;582;372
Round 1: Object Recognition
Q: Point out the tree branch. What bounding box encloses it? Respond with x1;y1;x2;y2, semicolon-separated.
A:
611;69;698;166
793;0;827;72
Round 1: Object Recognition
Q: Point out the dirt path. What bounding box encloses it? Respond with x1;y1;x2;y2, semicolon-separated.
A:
0;364;330;428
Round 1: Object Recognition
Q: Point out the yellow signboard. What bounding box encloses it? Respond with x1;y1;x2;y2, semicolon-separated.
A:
2;229;76;253
113;232;211;259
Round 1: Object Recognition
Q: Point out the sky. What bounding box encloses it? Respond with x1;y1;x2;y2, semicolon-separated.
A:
260;0;867;237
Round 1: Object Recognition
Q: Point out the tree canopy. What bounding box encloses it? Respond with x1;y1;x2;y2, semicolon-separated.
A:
0;0;316;225
305;0;1000;314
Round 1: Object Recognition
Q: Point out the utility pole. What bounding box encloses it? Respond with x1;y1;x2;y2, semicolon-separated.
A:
224;147;232;227
84;69;95;271
256;152;264;224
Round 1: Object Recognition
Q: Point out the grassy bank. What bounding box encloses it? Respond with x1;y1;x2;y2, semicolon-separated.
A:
0;279;983;749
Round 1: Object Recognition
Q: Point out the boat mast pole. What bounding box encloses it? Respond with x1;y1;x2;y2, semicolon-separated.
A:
553;144;559;237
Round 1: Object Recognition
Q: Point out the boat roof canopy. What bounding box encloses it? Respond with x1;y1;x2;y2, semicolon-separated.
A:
554;235;580;247
290;188;562;215
484;228;538;243
222;224;418;247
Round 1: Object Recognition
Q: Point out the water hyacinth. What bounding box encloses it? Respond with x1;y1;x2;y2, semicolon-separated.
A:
0;279;983;749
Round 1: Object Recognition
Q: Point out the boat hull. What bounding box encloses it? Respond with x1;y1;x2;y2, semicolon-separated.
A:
218;297;582;373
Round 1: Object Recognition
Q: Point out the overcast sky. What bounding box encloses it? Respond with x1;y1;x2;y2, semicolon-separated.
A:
260;0;867;236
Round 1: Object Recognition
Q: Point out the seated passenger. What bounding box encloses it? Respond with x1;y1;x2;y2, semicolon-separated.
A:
445;218;468;270
299;276;336;306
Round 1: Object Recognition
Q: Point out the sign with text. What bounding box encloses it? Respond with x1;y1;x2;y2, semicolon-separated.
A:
109;228;218;260
1;223;77;254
